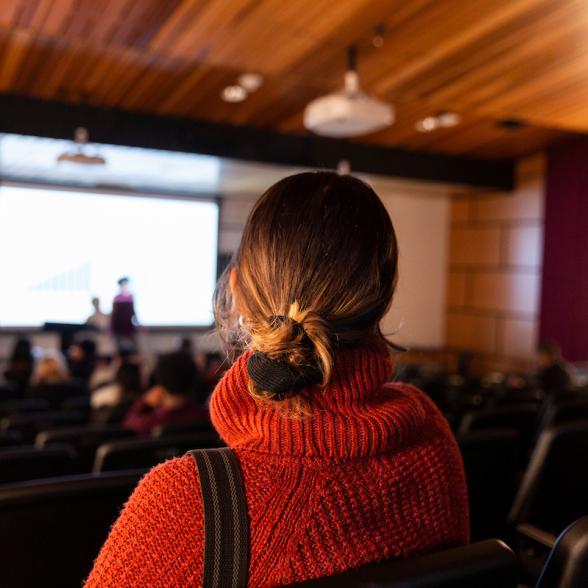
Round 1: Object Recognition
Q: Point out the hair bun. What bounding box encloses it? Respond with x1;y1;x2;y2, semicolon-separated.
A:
246;351;322;400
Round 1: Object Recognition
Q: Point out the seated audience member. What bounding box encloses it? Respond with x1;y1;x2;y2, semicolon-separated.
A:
122;352;209;436
535;340;573;396
4;337;34;395
91;362;142;409
31;354;69;386
176;336;194;357
86;172;468;587
68;339;97;383
29;353;76;407
88;355;116;391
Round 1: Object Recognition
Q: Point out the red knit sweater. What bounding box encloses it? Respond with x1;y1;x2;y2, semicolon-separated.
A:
85;342;469;587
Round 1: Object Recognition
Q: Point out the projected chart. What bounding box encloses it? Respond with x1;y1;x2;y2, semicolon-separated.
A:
0;186;219;327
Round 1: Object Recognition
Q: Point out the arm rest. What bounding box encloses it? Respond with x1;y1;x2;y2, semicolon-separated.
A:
516;523;557;549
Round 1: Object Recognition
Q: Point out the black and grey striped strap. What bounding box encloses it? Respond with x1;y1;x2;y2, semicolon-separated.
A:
188;447;250;588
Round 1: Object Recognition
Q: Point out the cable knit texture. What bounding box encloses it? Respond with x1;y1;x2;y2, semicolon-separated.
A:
85;341;469;587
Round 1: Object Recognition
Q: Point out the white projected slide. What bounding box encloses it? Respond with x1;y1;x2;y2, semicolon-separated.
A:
0;186;219;327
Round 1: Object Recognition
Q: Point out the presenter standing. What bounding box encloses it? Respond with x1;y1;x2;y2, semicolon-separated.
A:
110;277;139;353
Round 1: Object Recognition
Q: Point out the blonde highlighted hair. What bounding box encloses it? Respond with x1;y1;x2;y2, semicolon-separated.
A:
215;172;398;408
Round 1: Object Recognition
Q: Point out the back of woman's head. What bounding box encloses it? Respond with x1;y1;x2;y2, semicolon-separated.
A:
215;172;398;406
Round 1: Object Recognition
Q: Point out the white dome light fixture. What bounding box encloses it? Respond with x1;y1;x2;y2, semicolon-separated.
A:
238;72;263;92
304;46;394;138
415;111;461;133
221;85;248;103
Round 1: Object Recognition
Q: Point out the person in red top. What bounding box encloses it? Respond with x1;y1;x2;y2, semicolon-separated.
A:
110;277;138;353
123;351;210;436
85;172;469;587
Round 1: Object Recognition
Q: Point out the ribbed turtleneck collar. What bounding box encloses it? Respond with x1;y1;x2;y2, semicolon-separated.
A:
210;340;428;461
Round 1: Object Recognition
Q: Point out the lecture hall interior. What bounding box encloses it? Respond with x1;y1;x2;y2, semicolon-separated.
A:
0;1;588;587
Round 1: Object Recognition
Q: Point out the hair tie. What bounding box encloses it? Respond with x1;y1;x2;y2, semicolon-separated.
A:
247;352;322;400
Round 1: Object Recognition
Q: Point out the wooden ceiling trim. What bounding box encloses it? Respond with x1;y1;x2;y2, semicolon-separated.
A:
0;29;31;93
0;1;21;28
395;0;577;104
421;7;588;110
366;0;546;96
36;0;76;37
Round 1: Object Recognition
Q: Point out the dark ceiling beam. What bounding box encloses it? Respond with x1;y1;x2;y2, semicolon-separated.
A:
0;93;515;189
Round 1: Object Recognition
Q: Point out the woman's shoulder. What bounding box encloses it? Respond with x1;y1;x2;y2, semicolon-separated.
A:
84;455;204;587
380;381;457;444
383;381;447;417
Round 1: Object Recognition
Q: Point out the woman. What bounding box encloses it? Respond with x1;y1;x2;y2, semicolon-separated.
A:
30;354;70;388
29;353;74;408
85;172;468;587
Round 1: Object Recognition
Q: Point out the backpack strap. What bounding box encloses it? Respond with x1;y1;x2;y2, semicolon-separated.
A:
188;447;250;588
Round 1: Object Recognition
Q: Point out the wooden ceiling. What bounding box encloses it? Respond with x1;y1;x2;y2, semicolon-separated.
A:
0;0;586;159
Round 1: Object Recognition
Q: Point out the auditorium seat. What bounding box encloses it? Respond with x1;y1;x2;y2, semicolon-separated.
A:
61;394;92;417
0;383;20;400
289;539;518;587
459;404;539;462
90;400;133;426
0;470;141;588
509;421;588;579
0;398;50;417
495;388;544;408
0;410;86;443
30;382;83;409
152;419;218;438
0;445;76;484
458;428;520;540
93;433;224;473
36;425;135;471
538;398;588;433
0;431;22;448
536;516;588;588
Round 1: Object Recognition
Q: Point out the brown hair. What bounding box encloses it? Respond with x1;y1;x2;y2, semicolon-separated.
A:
215;171;398;406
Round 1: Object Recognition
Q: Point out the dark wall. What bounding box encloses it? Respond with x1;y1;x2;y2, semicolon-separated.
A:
540;137;588;361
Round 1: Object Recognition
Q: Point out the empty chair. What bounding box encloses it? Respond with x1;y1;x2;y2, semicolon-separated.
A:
536;516;588;588
93;433;224;473
495;388;544;408
459;404;539;461
0;398;50;418
0;445;76;484
30;382;83;409
0;383;20;400
90;400;133;426
458;428;520;540
290;539;518;587
152;419;218;439
61;394;92;416
509;422;588;580
0;470;141;588
0;410;85;443
510;421;588;536
0;431;22;448
36;425;135;471
538;398;588;433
